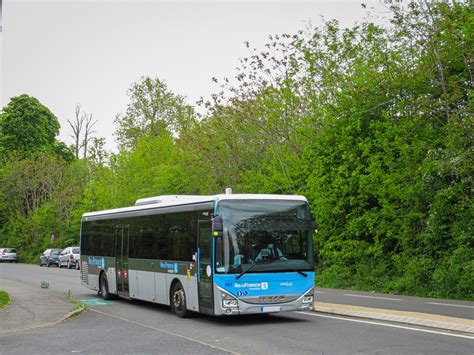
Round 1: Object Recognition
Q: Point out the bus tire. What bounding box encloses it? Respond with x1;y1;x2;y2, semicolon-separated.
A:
171;281;189;318
100;273;113;300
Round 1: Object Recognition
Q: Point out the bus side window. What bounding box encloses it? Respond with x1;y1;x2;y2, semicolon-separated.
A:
200;226;212;264
215;236;224;271
81;222;89;255
99;219;114;257
137;216;153;259
167;212;196;262
150;214;165;260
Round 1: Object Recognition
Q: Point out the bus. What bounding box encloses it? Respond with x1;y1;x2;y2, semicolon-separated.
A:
80;192;316;317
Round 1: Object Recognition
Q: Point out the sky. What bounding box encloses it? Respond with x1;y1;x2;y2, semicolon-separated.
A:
1;0;390;152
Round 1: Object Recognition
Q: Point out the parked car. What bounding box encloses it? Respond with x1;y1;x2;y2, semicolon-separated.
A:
0;248;18;263
59;247;80;269
39;249;61;267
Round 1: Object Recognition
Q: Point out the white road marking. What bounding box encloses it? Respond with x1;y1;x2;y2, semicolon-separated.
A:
89;308;239;354
314;291;325;294
343;293;402;301
425;302;474;309
295;312;474;340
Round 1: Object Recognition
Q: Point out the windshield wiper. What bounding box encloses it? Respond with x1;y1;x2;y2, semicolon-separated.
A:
274;267;309;277
235;260;273;280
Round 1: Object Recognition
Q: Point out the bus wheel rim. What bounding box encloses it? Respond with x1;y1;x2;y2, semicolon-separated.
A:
173;289;184;309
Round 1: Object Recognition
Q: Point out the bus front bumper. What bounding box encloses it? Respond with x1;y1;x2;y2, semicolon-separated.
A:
218;302;313;316
214;286;314;316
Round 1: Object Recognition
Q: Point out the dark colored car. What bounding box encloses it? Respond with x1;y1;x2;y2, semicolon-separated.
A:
40;249;62;267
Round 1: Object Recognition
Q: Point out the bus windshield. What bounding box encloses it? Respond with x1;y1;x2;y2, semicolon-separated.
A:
215;200;314;275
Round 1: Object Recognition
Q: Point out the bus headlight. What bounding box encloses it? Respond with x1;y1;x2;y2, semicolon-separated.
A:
302;288;314;304
221;291;238;308
223;299;238;308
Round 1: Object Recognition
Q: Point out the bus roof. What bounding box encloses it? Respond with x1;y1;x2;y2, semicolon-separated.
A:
82;194;308;219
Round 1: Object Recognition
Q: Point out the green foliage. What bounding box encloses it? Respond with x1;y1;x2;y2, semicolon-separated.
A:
302;2;473;299
114;76;195;150
0;95;61;159
81;133;191;210
0;2;471;300
0;291;12;309
0;154;89;262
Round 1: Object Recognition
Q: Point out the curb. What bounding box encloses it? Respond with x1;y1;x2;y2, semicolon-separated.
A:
313;302;474;335
0;302;86;336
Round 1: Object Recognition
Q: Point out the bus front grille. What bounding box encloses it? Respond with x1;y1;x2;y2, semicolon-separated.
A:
240;295;299;304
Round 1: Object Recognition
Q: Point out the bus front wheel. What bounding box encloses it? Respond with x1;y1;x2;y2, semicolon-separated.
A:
171;282;189;318
100;273;113;300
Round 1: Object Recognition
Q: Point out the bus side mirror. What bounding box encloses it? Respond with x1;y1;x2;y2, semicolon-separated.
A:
212;215;223;237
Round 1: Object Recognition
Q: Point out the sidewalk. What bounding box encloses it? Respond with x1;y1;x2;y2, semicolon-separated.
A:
314;301;474;335
0;279;78;335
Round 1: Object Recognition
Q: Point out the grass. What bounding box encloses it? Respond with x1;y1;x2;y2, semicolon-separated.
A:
0;290;12;309
64;289;85;313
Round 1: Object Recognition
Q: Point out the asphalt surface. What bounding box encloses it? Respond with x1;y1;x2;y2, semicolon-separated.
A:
1;263;472;319
0;278;73;334
1;263;473;354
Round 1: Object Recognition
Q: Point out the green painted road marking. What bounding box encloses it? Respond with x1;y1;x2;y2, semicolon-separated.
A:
80;299;116;306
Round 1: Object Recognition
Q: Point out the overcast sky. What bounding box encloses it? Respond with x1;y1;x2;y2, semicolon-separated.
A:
1;0;389;151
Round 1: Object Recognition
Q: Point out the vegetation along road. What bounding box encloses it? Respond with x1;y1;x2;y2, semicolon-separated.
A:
1;264;473;354
0;2;472;303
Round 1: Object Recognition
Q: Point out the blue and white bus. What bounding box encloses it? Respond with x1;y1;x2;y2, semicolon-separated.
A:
80;192;316;317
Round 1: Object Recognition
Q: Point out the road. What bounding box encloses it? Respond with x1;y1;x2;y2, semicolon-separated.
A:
1;263;472;319
1;263;473;354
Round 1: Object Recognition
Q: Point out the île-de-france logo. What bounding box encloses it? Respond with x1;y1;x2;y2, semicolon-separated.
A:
160;261;179;274
233;281;270;291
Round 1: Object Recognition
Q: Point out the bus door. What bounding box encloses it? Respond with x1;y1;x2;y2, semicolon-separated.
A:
197;220;213;313
115;224;130;297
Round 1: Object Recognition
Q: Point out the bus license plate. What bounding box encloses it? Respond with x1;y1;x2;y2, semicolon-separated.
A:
261;306;281;313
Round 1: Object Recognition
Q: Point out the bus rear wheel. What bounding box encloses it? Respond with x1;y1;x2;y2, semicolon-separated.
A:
100;273;113;300
171;282;189;318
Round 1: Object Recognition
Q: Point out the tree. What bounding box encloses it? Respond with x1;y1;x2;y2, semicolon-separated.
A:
177;1;473;299
82;112;97;159
67;104;98;159
1;2;471;300
88;137;108;166
1;153;67;218
0;153;89;262
0;95;61;158
300;2;473;298
68;104;85;159
114;76;195;149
